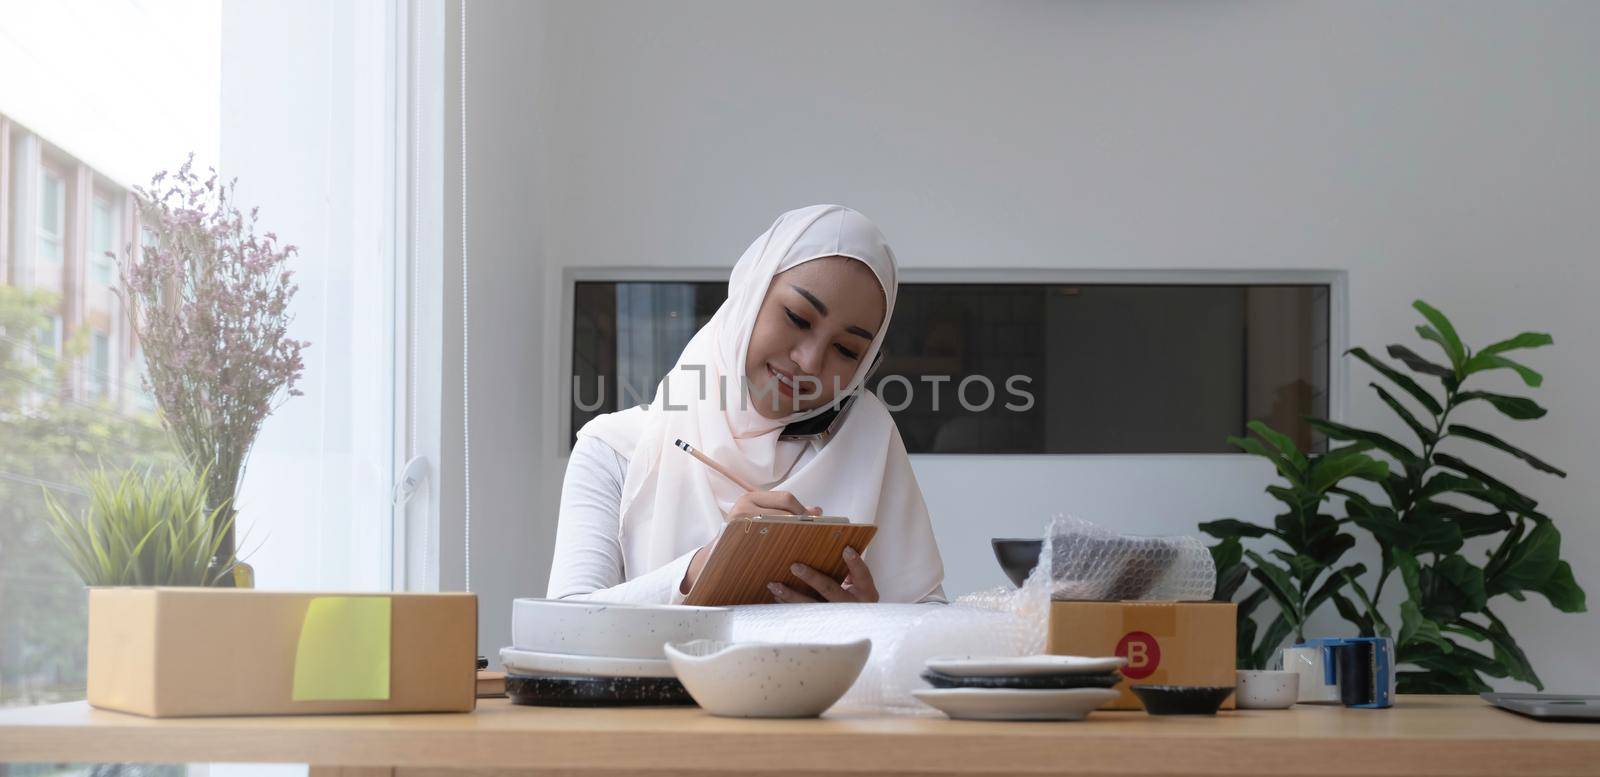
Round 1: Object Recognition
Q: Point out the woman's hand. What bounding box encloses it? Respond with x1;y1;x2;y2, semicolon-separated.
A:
727;490;822;523
680;491;822;594
768;546;879;603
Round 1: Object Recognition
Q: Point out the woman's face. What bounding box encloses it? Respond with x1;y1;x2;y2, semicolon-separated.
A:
743;256;886;419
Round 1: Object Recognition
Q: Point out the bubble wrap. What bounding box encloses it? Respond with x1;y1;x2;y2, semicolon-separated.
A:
721;515;1211;714
726;526;1056;715
1046;515;1215;602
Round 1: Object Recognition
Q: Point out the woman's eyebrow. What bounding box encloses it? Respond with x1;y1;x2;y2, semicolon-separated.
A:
789;284;876;341
789;284;829;316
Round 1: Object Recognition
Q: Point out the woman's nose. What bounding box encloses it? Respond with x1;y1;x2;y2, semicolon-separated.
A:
792;339;826;375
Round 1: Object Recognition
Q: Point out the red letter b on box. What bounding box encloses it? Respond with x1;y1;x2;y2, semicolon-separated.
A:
1116;630;1161;679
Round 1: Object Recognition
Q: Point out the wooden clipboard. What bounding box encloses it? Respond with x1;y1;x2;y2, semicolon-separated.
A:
683;516;878;606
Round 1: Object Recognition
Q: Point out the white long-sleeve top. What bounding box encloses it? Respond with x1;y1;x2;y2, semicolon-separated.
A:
545;435;947;604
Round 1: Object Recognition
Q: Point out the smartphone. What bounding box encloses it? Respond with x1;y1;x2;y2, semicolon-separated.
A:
777;394;857;441
778;350;883;441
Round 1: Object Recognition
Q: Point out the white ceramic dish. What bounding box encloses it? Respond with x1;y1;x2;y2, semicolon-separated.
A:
912;687;1120;721
924;654;1127;677
1236;670;1299;709
499;646;676;679
512;598;732;660
664;638;871;718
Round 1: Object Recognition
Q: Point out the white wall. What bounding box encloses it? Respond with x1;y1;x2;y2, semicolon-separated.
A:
454;0;1600;688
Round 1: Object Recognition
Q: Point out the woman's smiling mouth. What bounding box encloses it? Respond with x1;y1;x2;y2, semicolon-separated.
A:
768;363;800;398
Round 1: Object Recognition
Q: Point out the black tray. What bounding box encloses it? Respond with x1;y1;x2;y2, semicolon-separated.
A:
505;673;696;707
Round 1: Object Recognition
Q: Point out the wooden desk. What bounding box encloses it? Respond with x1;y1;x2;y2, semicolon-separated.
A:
1;696;1596;777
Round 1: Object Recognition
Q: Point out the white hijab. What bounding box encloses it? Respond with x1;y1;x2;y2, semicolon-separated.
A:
576;204;945;603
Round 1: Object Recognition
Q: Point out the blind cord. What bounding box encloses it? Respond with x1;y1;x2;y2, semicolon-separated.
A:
411;0;427;591
459;0;471;593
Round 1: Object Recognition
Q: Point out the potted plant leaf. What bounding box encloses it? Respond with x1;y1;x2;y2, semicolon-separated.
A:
44;465;239;587
1203;421;1388;670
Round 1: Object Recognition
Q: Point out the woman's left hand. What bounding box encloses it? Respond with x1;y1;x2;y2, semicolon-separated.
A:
768;546;879;603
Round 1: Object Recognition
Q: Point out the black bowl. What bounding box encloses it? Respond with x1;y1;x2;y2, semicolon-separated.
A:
1131;684;1235;715
992;538;1043;587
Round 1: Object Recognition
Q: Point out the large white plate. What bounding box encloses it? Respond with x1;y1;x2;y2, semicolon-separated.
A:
924;654;1127;677
499;647;676;679
511;598;732;660
912;687;1120;721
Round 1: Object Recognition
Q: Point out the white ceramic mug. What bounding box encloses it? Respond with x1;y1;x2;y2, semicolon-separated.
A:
1235;670;1300;709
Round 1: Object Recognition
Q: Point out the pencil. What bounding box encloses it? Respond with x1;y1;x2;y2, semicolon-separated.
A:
674;438;760;493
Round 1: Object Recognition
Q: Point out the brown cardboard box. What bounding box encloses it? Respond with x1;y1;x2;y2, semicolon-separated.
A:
1047;600;1236;710
88;588;477;717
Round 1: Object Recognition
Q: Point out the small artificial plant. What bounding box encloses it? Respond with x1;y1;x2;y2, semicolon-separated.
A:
44;465;238;587
1206;301;1586;690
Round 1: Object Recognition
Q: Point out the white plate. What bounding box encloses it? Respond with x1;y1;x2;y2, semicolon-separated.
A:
511;598;732;660
499;647;676;679
912;687;1120;721
924;654;1126;677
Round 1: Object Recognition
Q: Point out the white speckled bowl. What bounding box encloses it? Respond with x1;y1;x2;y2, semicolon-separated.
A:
512;598;732;660
1236;670;1300;709
664;639;871;718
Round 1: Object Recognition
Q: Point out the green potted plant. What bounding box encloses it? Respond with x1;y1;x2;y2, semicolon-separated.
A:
1207;301;1587;693
1315;302;1584;691
44;465;239;587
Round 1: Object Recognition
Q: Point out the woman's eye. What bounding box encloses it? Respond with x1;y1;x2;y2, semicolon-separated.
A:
835;344;860;361
784;308;811;330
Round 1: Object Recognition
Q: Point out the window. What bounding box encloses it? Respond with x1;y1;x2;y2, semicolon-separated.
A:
2;2;408;745
570;281;725;438
90;331;112;401
569;280;1332;454
2;33;220;717
92;197;117;286
36;314;62;374
129;345;156;413
37;169;65;264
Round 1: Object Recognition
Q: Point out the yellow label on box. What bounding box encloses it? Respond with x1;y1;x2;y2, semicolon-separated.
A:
292;596;392;701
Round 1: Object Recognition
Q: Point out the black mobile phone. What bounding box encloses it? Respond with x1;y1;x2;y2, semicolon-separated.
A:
778;393;857;440
778;350;883;441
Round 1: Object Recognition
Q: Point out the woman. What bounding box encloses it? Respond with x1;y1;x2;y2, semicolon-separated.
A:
547;205;946;605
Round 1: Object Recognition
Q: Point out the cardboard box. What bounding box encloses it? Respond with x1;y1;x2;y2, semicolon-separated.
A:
1047;600;1236;710
88;588;477;717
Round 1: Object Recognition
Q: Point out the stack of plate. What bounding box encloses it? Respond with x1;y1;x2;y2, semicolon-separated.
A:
500;598;731;707
912;655;1126;721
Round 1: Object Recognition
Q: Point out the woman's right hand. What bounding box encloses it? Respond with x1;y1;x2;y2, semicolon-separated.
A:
727;490;822;523
680;491;821;594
